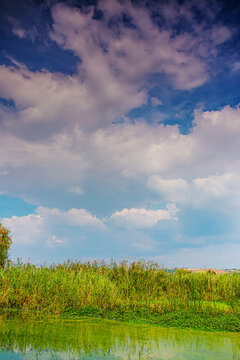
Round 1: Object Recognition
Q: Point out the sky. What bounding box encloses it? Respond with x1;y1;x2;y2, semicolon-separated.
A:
0;0;240;268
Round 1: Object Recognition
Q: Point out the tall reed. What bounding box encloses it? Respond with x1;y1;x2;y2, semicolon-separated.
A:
1;260;240;318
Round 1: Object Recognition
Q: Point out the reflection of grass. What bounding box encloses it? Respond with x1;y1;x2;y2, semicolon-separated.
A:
1;315;240;360
1;260;240;331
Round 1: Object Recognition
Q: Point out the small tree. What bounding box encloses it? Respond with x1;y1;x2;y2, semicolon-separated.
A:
0;222;12;268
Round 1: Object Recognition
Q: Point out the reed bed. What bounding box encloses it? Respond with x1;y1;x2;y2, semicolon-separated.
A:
1;260;240;330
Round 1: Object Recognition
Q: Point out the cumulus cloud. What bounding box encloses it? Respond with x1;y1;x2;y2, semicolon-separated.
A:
2;214;44;245
1;1;228;139
147;172;240;207
0;105;240;209
0;0;238;265
50;1;209;91
2;206;105;246
147;176;189;203
111;204;178;228
36;206;105;228
0;61;137;137
2;0;227;139
1;204;177;248
0;127;88;203
193;173;240;199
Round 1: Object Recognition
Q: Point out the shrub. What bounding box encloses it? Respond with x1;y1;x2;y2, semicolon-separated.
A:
0;222;12;268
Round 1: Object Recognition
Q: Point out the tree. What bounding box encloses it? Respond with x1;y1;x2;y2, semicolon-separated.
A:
0;222;12;268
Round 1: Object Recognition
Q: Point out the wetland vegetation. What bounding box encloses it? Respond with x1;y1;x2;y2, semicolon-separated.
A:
1;259;240;332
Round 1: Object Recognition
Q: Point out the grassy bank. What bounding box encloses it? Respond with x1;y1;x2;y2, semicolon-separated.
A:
1;260;240;331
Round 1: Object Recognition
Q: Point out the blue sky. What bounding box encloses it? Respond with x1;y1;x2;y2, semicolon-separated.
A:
0;0;240;268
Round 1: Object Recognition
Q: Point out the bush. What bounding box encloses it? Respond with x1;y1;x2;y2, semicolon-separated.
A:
0;222;12;268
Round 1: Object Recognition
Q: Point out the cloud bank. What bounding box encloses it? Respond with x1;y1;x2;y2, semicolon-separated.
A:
0;0;239;267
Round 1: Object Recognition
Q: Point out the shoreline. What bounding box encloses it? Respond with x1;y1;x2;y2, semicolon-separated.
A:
1;307;240;333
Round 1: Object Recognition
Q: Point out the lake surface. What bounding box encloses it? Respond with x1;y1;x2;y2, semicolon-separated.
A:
0;313;240;359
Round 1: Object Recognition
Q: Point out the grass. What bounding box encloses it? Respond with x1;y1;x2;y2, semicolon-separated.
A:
1;259;240;331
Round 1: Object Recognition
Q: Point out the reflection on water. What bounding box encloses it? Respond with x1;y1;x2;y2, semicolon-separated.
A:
0;312;240;359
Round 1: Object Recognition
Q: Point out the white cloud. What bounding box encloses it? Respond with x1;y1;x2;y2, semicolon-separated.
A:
147;172;240;207
150;97;163;106
1;0;219;141
36;206;105;228
0;135;88;204
0;1;238;265
50;1;210;91
2;214;44;245
0;3;236;208
193;173;240;199
90;122;195;178
143;106;240;209
0;105;240;209
147;176;189;203
0;4;238;258
2;206;105;245
0;62;133;135
111;204;178;228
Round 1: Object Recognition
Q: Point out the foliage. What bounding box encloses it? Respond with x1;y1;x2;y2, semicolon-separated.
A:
1;259;240;331
0;222;12;269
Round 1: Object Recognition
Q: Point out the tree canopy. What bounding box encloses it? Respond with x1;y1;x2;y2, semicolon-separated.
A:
0;222;12;268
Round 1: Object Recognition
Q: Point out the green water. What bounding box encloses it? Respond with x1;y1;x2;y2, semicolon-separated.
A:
0;313;240;359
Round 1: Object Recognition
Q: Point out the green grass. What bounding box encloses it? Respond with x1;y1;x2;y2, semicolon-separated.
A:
1;260;240;331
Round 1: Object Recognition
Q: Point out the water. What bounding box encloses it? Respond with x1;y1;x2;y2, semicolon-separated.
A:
0;313;240;359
